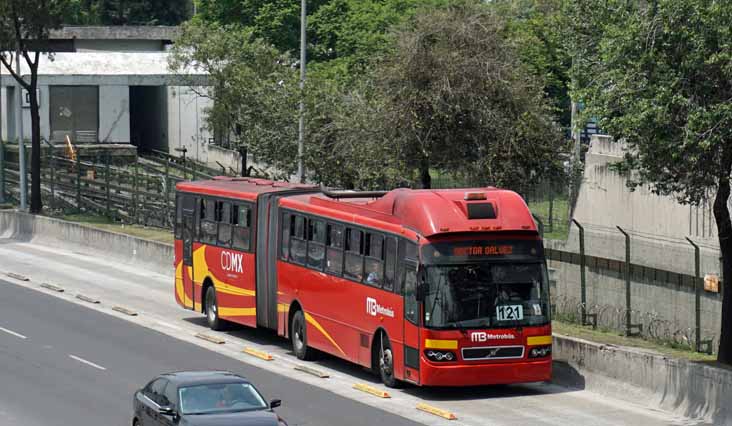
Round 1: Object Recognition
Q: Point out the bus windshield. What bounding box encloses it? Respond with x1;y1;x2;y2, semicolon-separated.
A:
424;262;549;329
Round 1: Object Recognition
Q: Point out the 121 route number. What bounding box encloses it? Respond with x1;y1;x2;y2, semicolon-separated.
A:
496;305;523;321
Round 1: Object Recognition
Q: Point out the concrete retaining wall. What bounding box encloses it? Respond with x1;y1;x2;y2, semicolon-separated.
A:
553;334;732;425
0;210;173;276
1;210;730;424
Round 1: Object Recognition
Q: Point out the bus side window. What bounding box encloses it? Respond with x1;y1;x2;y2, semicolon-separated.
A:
232;205;251;251
383;237;397;291
280;213;291;260
325;223;344;276
364;233;384;287
217;202;232;247
290;215;307;264
344;228;363;281
403;264;419;324
200;199;217;244
307;219;326;270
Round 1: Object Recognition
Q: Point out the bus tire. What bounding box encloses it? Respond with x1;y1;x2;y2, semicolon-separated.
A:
204;286;226;331
376;333;400;388
291;310;316;361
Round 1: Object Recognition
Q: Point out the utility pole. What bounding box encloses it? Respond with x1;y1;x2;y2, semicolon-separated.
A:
0;54;5;204
16;48;27;210
297;0;307;183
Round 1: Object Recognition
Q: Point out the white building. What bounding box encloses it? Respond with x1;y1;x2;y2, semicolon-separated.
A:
0;26;242;171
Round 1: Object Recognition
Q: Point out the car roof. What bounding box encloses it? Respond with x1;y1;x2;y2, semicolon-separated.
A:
159;371;250;387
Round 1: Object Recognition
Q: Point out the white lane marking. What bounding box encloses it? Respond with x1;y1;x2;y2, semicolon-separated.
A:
0;326;27;339
68;354;107;371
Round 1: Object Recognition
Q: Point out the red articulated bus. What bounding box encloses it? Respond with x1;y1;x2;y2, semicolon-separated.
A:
174;177;552;387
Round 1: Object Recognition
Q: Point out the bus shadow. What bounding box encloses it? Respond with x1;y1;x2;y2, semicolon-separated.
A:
181;317;586;400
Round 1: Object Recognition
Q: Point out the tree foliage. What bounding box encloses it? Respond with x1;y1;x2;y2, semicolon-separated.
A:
571;0;732;363
376;2;566;189
169;20;301;179
0;0;70;214
65;0;191;25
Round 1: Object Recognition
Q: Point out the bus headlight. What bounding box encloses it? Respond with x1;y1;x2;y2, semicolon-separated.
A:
425;350;456;362
529;345;552;358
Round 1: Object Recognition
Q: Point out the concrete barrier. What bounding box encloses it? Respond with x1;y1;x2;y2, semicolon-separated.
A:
552;334;732;425
1;210;730;424
0;210;173;277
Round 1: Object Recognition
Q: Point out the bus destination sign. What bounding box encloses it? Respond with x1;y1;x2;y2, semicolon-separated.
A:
423;240;542;264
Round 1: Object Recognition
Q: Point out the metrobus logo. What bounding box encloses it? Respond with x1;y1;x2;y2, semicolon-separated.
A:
221;251;243;273
366;297;395;318
470;332;515;342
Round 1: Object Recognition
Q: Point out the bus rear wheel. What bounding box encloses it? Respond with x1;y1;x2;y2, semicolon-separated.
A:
205;286;226;331
291;310;316;361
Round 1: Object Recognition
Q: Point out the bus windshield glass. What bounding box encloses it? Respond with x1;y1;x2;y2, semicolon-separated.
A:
422;238;549;329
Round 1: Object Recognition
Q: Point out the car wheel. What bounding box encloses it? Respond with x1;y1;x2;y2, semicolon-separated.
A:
205;286;226;331
378;334;400;388
291;310;316;360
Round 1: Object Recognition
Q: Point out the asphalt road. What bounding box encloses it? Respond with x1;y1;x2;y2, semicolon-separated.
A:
0;238;700;426
0;281;422;426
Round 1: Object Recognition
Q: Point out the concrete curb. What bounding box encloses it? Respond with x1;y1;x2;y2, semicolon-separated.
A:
0;210;173;277
1;210;729;424
552;333;732;425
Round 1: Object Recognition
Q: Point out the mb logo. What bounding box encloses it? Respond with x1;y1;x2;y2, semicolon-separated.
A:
366;297;378;316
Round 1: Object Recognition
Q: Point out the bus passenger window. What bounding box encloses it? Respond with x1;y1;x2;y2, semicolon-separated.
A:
200;199;218;244
307;220;326;270
290;216;307;264
217;202;232;247
280;213;291;260
326;223;344;276
175;195;184;239
232;205;251;251
344;228;363;281
364;233;384;287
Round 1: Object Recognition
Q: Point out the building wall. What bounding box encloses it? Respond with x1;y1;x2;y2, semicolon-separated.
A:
99;85;130;143
167;86;211;161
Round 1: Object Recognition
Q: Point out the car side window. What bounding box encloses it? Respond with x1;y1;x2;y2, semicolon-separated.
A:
145;378;170;406
163;382;177;408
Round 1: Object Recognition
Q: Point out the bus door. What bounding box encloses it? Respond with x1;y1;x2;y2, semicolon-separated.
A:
181;199;196;310
402;260;421;384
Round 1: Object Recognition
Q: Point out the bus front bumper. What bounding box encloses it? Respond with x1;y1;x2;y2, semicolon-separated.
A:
419;358;552;387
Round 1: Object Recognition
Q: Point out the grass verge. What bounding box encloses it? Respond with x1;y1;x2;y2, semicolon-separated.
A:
553;319;716;362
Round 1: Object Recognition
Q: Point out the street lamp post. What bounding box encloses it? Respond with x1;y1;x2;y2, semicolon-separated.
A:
16;48;27;210
297;0;306;183
0;53;5;204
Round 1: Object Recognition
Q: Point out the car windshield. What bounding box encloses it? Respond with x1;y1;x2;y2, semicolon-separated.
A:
179;383;267;415
424;262;549;329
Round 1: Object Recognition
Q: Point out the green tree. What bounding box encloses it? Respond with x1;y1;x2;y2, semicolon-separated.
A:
376;2;566;189
0;0;69;214
169;20;301;179
66;0;191;25
573;0;732;363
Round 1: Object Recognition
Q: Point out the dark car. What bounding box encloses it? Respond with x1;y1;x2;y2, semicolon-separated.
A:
133;371;287;426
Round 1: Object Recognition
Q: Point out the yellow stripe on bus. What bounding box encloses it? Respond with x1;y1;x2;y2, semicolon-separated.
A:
277;304;290;313
175;261;193;308
424;339;458;350
219;307;256;317
527;336;552;346
304;312;346;357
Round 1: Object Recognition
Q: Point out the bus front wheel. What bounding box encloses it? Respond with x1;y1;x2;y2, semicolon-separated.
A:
291;310;316;361
377;334;399;388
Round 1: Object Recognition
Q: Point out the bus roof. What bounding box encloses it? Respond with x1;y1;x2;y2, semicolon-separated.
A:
282;187;538;238
176;177;318;201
